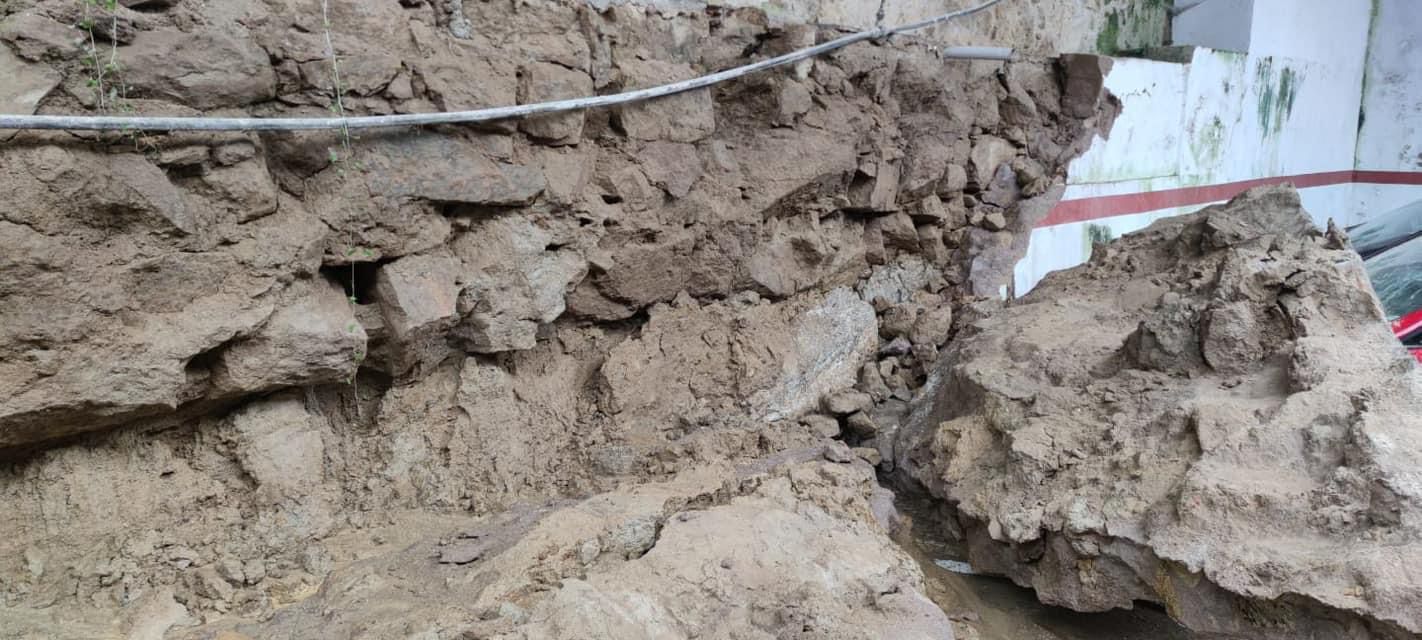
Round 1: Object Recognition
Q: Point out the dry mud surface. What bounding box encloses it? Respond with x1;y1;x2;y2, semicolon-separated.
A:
0;0;1118;637
6;0;1414;639
897;187;1422;639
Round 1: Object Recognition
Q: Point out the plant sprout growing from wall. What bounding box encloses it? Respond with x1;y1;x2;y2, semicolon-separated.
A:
320;0;354;167
77;0;122;111
75;0;156;152
343;246;375;417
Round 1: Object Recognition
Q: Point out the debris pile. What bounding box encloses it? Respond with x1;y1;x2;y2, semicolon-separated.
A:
0;0;1116;637
173;453;954;639
897;186;1422;639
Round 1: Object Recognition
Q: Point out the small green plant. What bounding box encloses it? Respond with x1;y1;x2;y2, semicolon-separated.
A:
77;0;123;111
75;0;157;153
343;246;375;416
320;0;354;166
344;247;375;304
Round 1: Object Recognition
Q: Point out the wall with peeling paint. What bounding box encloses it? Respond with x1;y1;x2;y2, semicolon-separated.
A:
1354;0;1422;215
1015;0;1382;295
1069;58;1187;184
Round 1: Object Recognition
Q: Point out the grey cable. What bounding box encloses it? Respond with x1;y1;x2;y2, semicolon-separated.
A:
0;0;1006;132
941;46;1014;61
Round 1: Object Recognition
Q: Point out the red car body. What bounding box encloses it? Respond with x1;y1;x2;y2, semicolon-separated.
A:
1351;198;1422;363
1391;308;1422;364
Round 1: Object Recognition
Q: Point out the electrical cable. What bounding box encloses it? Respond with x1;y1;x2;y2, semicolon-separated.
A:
0;0;1007;132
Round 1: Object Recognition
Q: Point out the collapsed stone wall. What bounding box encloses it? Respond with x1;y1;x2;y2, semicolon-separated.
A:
0;0;1114;634
894;187;1422;639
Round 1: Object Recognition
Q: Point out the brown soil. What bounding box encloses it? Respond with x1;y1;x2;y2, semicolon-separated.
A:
0;0;1119;637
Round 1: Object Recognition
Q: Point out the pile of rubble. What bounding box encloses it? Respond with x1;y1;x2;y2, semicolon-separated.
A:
5;0;1418;636
895;186;1422;639
0;0;1116;637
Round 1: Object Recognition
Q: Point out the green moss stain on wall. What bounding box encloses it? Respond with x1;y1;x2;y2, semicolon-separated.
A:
1254;58;1301;138
1274;66;1298;134
1355;0;1381;151
1191;116;1227;166
1084;223;1115;257
1096;0;1170;55
1097;11;1122;54
1256;58;1276;132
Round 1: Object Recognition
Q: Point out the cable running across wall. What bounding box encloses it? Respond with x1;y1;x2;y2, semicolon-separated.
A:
0;0;1007;132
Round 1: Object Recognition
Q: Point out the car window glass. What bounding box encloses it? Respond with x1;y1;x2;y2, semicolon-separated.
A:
1365;234;1422;322
1351;199;1422;259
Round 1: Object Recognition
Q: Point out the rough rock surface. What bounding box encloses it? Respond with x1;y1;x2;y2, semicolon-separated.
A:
0;0;1113;636
0;0;1112;454
163;456;950;640
0;44;60;115
897;187;1422;639
602;288;878;429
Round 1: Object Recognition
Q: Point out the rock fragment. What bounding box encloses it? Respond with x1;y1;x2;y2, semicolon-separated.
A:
802;414;841;438
374;251;461;373
899;186;1422;638
846;412;879;438
211;280;366;396
451;217;587;353
1058;54;1114;118
615;59;716;143
0;46;60;116
823;390;873;416
518;62;594;144
969;135;1015;185
121;29;277;108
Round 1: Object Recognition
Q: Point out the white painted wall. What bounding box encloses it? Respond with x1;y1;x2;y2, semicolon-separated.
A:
1069;58;1188;184
1353;0;1422;221
1015;42;1369;294
1014;0;1422;296
1352;185;1422;220
1179;48;1363;183
1357;0;1422;171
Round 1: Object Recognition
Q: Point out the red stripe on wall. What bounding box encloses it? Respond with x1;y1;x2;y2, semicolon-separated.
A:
1037;170;1422;228
1353;170;1422;185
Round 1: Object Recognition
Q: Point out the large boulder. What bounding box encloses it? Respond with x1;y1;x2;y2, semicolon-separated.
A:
898;186;1422;638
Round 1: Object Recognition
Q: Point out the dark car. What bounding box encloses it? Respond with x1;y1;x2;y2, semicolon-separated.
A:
1350;198;1422;363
